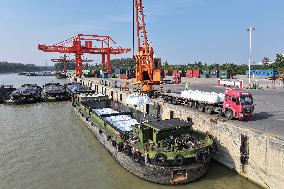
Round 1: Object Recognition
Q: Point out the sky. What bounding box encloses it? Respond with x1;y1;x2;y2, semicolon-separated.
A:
0;0;283;66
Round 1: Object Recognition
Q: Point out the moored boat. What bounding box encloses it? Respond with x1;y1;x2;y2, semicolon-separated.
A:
73;92;215;185
0;85;16;103
56;72;68;79
42;83;70;101
66;83;92;95
10;84;42;104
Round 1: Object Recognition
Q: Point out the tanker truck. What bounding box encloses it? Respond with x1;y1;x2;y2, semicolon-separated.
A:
162;88;254;121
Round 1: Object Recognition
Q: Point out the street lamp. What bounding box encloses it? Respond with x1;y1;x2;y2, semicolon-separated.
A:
246;26;255;86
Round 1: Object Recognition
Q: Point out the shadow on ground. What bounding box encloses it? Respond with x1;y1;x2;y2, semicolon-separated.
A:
252;112;274;121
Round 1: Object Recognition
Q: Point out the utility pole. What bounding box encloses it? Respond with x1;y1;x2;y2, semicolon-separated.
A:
247;26;255;86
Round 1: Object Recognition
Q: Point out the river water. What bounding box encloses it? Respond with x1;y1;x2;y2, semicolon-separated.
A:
0;73;261;189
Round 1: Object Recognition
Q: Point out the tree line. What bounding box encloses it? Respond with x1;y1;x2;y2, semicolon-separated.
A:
53;54;284;76
162;54;284;75
0;61;53;73
54;58;135;72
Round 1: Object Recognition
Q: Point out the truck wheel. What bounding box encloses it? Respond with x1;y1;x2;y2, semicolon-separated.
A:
198;104;205;112
193;102;198;109
225;109;234;120
218;110;224;117
205;106;213;114
172;98;177;105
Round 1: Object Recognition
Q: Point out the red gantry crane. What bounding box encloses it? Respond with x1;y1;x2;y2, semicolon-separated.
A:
38;34;131;77
51;54;94;74
134;0;161;92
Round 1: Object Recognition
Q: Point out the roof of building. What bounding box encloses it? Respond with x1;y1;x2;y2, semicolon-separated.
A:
145;119;191;131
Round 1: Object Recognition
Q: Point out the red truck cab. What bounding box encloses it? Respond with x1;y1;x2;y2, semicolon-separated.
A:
223;89;254;120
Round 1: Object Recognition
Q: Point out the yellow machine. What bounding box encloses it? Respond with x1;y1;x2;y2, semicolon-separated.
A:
134;0;161;93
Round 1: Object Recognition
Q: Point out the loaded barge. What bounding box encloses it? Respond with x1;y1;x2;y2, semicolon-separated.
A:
73;92;215;185
0;85;16;103
10;84;42;104
66;83;91;95
42;83;70;101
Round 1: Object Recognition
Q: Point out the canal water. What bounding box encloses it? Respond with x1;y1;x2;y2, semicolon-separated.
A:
0;74;261;189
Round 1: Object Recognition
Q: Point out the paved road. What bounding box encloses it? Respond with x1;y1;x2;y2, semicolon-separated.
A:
161;83;284;140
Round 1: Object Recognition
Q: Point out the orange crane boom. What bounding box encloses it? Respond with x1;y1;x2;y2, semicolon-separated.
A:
134;0;161;92
38;34;131;77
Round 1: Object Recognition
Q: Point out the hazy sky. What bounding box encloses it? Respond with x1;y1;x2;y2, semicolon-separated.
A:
0;0;283;66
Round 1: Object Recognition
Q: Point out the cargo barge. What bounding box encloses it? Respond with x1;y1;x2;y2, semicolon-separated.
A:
10;84;42;104
0;85;16;103
42;83;70;101
56;72;68;79
66;83;91;95
73;92;215;185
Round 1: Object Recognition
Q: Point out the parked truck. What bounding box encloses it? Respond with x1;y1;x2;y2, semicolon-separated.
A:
162;88;254;121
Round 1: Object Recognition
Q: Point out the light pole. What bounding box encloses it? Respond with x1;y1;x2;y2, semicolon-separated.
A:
247;26;255;86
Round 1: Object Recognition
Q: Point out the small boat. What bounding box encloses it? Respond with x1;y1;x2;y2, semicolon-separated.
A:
26;72;38;76
0;85;16;103
42;83;70;101
10;84;42;104
66;83;92;95
56;72;68;79
18;72;28;75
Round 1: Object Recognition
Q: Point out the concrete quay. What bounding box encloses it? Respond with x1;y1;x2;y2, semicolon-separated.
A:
74;76;284;189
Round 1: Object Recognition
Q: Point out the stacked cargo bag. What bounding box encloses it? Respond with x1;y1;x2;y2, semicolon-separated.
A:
129;69;136;79
228;70;235;79
100;71;108;78
114;69;120;78
115;69;120;74
186;70;193;78
173;69;179;76
120;70;128;79
103;73;109;78
91;70;98;78
96;72;101;78
245;70;278;77
219;70;229;79
119;69;126;79
209;70;219;78
164;70;169;76
127;69;130;79
120;69;127;74
192;70;200;78
99;70;104;78
201;70;209;78
120;74;128;79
